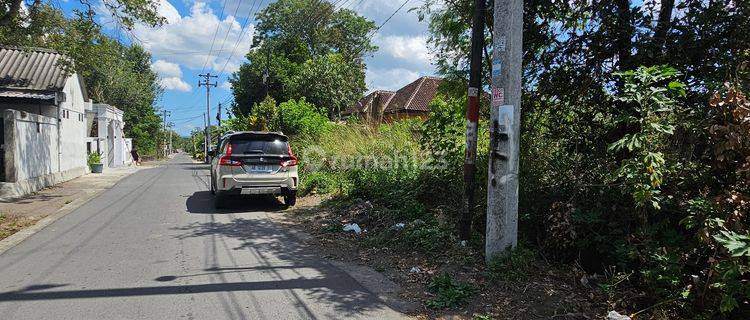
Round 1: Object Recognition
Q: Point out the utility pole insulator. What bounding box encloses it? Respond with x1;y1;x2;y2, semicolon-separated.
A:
486;0;522;260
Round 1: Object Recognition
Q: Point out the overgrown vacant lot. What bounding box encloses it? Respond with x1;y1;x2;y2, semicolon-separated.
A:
284;196;610;319
232;72;750;318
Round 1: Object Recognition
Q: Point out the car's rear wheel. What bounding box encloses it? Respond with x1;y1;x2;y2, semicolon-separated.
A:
284;193;297;207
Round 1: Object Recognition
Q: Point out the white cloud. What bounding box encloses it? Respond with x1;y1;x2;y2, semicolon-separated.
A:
156;0;181;24
366;68;421;91
375;35;432;69
220;81;232;90
151;59;182;78
130;1;255;74
160;77;192;92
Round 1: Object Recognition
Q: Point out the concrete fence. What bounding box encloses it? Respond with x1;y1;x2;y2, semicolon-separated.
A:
0;109;87;199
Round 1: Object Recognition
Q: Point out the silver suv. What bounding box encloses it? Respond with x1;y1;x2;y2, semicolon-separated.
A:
209;131;298;208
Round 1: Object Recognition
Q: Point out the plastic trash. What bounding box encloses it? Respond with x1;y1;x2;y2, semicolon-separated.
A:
343;223;362;234
606;311;631;320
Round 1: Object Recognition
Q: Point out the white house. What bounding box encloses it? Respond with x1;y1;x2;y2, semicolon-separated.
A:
0;46;90;198
86;103;132;168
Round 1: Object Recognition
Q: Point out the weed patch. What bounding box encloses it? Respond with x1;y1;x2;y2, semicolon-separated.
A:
486;244;537;283
0;214;35;240
426;273;475;309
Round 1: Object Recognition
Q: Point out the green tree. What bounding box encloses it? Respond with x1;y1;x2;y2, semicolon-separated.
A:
0;0;164;29
229;0;376;116
290;53;366;118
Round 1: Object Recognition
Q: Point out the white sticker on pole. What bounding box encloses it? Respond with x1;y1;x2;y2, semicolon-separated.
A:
492;87;504;106
499;105;514;126
468;87;479;97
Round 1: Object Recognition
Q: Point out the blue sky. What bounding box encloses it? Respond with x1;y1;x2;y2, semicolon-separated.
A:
59;0;437;135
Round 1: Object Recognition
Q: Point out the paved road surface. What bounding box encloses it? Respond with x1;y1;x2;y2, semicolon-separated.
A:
0;154;408;319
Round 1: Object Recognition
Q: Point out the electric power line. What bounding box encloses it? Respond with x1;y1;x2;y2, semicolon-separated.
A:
214;0;265;79
200;0;230;74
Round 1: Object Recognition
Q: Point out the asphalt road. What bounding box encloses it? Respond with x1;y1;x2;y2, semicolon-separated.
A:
0;154;408;319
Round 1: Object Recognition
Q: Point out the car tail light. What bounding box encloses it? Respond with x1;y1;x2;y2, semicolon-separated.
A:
219;144;241;166
281;143;298;167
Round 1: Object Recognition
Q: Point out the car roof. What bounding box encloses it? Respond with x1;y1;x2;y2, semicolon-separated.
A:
222;131;288;141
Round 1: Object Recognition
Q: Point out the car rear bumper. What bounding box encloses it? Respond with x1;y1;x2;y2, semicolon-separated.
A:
219;186;296;196
216;174;298;194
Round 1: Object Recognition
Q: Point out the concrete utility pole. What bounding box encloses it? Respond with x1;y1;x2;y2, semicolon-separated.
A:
161;110;171;158
486;0;523;260
198;73;217;163
460;0;487;241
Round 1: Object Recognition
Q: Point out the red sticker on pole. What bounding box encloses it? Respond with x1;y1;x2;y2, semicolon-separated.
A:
492;87;504;106
467;87;480;122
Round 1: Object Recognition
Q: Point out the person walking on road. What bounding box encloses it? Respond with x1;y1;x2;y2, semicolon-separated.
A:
131;146;140;166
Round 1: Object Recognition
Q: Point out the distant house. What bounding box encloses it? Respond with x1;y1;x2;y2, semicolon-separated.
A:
0;47;90;198
381;76;442;122
341;90;395;123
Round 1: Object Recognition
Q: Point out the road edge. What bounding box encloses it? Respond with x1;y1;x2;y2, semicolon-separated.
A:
0;166;144;256
273;214;420;316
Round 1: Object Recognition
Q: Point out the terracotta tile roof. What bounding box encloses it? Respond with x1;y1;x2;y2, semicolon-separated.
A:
343;90;395;116
0;46;70;92
384;76;442;113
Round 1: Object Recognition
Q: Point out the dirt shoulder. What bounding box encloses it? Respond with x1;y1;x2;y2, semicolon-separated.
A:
278;196;610;320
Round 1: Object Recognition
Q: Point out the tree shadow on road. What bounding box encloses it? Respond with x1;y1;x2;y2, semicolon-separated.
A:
169;205;407;318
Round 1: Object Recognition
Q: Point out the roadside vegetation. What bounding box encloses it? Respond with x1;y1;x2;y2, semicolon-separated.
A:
0;213;35;241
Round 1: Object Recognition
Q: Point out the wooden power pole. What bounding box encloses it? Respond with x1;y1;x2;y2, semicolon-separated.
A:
461;0;487;241
486;0;523;259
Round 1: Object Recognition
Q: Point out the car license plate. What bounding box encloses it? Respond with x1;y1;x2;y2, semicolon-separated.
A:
246;165;273;173
241;187;279;195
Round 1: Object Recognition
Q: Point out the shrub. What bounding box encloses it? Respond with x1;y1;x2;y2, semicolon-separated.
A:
426;273;475;309
277;98;331;138
486;244;537;282
87;152;102;166
401;219;455;252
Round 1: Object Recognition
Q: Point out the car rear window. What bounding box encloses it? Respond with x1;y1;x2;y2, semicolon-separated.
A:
229;137;289;155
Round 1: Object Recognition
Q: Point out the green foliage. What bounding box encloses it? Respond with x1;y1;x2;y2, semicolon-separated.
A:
87;152;102;166
401;219;454;252
486;244;537;283
224;96;278;132
277;98;332;137
609;66;685;209
290;53;366;118
230;0;375;116
715;231;750;258
419;95;467;170
426;273;475;309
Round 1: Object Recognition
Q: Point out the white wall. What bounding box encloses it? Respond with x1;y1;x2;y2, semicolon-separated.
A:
57;76;87;172
4;110;59;182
